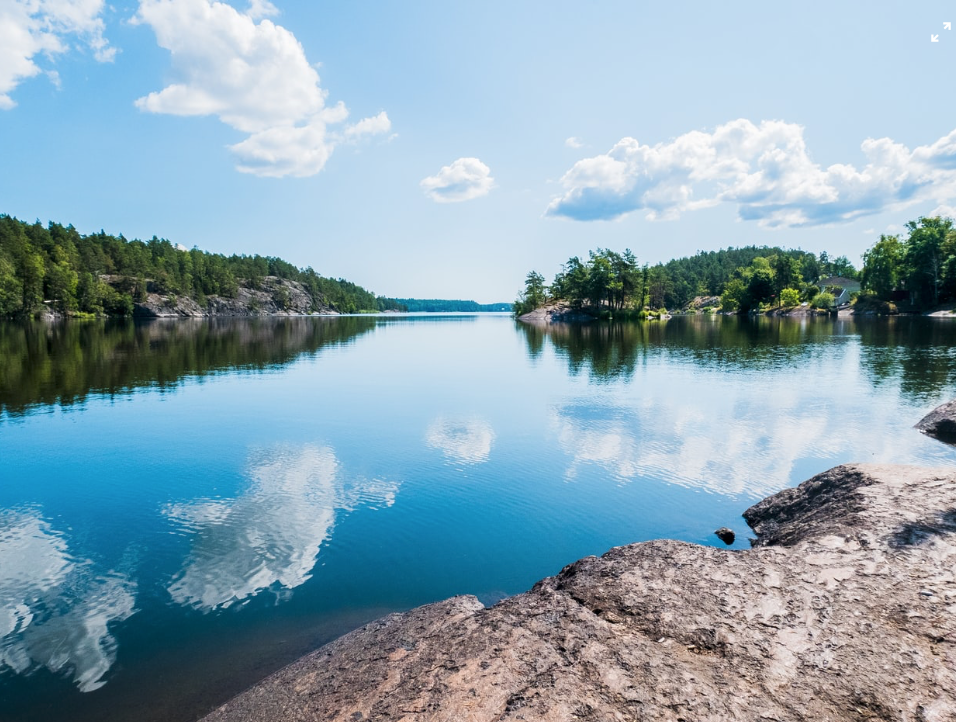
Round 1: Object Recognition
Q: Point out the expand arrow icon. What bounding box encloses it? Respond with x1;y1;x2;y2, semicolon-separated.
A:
945;22;952;30
932;33;939;41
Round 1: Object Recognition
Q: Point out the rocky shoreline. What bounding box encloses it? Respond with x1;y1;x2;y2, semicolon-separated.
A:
134;277;337;318
34;277;343;320
201;406;956;722
516;301;956;324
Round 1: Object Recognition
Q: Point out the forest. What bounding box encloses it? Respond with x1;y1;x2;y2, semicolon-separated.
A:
514;246;858;316
858;216;956;310
0;214;404;317
516;216;956;316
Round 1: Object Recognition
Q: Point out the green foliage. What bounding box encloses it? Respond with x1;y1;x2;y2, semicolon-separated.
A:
746;266;775;307
0;255;23;316
655;246;816;309
811;292;836;310
859;216;956;309
101;285;134;316
719;277;745;312
861;234;903;299
902;217;954;307
514;271;547;316
535;245;830;317
538;249;642;312
780;288;801;307
817;250;858;280
853;290;897;315
718;257;776;312
0;214;389;317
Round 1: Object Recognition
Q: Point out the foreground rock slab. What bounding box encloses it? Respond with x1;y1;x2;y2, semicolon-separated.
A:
203;464;956;722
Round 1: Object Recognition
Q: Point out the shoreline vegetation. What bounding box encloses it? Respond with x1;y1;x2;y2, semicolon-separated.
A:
0;215;507;320
514;215;956;321
202;399;956;721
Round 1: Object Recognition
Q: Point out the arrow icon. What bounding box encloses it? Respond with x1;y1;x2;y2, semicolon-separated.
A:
945;22;952;30
932;33;939;41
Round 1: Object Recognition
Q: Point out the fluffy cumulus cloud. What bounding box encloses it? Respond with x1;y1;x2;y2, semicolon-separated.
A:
0;0;115;109
133;0;390;177
547;120;956;228
420;157;495;203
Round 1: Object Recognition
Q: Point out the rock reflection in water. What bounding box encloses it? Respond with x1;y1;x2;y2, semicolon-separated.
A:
166;445;398;612
0;510;136;692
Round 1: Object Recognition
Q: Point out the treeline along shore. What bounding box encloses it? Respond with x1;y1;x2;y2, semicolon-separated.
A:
514;215;956;319
0;214;406;318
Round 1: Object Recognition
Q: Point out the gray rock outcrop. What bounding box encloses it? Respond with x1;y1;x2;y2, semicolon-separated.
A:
517;303;597;324
133;277;336;318
916;399;956;445
712;526;735;545
203;462;956;722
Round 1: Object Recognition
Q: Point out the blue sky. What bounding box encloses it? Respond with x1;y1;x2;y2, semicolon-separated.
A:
1;1;954;302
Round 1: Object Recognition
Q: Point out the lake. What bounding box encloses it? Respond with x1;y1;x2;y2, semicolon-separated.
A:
2;313;955;721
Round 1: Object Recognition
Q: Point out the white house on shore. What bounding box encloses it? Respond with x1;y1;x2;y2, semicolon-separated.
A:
819;276;861;306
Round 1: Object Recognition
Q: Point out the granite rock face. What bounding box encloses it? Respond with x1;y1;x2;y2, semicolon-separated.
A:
203;463;956;722
517;303;597;324
133;277;335;318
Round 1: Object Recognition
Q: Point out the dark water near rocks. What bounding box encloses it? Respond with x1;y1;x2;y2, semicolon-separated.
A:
2;314;955;721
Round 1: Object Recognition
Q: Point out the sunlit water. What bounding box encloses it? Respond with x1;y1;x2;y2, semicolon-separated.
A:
1;314;955;721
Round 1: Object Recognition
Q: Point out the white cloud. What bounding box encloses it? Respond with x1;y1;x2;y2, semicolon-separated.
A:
0;0;114;109
165;444;398;611
133;0;389;177
929;204;956;219
565;136;583;149
343;110;391;140
546;120;956;228
425;416;495;464
420;157;495;203
0;509;136;692
245;0;276;19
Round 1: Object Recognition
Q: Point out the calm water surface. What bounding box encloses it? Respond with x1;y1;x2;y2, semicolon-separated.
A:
2;314;955;721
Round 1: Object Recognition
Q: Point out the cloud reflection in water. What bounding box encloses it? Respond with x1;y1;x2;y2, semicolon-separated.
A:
166;444;397;612
0;510;136;692
425;416;495;464
551;387;849;499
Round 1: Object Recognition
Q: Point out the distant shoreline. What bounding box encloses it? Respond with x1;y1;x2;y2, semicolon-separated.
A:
516;301;956;324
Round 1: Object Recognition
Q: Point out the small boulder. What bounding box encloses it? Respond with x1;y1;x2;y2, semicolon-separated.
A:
714;527;735;545
915;398;956;444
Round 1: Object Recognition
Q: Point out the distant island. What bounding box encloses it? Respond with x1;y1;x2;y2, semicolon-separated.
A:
379;299;512;313
0;215;510;319
514;215;953;319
